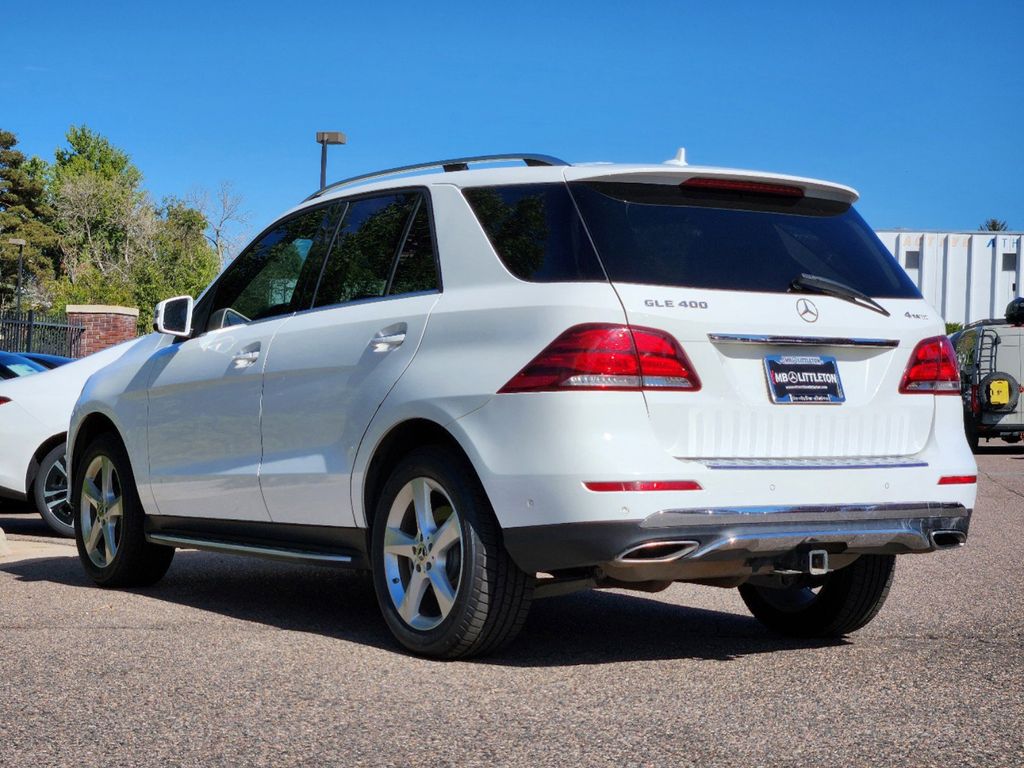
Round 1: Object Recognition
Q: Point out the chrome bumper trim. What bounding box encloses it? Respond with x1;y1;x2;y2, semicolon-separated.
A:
690;521;958;558
708;333;899;348
642;502;967;528
698;457;928;470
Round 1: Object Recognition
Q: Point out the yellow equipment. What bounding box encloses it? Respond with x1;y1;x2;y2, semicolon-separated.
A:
989;379;1011;406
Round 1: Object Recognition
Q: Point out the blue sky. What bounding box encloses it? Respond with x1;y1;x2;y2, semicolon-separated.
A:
3;1;1022;242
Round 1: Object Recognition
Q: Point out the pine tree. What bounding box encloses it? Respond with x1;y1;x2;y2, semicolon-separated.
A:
0;129;59;309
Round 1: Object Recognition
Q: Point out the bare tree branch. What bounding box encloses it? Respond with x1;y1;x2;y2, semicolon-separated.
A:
190;180;248;267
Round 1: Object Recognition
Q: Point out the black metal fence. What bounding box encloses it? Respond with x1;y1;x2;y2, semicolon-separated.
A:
0;310;85;358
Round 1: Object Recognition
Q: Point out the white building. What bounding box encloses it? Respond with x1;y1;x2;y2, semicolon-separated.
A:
875;231;1023;326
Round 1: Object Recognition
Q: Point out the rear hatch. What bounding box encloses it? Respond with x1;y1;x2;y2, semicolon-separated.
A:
565;168;938;460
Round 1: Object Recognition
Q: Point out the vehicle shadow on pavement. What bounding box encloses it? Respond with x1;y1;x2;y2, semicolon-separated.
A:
492;589;848;666
1;550;846;665
975;445;1024;456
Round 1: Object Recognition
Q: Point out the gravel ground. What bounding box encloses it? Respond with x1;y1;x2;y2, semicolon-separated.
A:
1;449;1021;767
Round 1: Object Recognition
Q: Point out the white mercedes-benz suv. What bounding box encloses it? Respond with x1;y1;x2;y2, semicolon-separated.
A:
68;153;977;657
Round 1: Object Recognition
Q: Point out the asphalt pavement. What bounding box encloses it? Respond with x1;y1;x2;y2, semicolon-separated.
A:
1;450;1022;767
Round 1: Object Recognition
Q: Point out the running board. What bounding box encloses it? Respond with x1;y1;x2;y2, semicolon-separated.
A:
146;532;360;568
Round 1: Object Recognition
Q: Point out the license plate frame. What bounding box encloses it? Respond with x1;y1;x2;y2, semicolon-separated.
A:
764;354;845;404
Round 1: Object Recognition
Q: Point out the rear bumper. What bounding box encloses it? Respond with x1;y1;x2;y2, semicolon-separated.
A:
503;501;971;577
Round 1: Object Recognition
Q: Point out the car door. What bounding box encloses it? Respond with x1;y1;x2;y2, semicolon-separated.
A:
258;191;441;527
144;202;340;520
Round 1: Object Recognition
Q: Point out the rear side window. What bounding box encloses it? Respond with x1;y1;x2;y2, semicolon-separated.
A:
569;182;920;298
388;201;439;295
954;330;976;370
314;193;420;307
463;185;605;283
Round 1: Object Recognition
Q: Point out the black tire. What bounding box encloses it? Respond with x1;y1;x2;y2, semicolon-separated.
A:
370;446;533;658
979;371;1020;413
33;442;75;538
738;554;895;637
965;419;981;453
72;432;174;588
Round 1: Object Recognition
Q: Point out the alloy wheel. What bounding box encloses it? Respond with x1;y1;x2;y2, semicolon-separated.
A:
79;455;123;568
42;454;73;528
382;477;463;631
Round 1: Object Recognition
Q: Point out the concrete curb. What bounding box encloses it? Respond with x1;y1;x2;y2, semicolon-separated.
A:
0;527;8;557
0;532;78;564
5;533;76;547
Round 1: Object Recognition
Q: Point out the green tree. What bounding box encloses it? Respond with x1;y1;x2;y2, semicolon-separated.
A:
0;129;59;309
49;125;152;286
46;126;220;330
53;125;142;190
980;218;1009;231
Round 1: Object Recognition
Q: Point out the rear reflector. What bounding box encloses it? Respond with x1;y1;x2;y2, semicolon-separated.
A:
938;475;977;485
899;336;961;394
584;480;703;492
499;324;700;393
681;177;804;198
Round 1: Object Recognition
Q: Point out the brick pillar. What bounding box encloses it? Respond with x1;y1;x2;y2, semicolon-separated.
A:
65;305;140;357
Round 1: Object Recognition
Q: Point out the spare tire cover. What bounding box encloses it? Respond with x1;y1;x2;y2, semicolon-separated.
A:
1006;298;1024;325
979;371;1020;413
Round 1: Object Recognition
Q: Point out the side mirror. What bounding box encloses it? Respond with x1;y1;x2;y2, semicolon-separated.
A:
153;296;194;338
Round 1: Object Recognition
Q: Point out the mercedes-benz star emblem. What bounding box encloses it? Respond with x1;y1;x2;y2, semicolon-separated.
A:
796;298;819;323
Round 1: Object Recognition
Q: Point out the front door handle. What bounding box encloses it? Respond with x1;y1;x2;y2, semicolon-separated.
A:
231;343;261;369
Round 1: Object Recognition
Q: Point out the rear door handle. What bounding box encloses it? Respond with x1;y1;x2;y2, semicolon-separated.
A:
372;323;408;352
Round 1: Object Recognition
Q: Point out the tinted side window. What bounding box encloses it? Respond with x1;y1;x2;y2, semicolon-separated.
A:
314;194;418;307
955;330;977;369
463;184;606;283
208;204;337;328
388;201;439;295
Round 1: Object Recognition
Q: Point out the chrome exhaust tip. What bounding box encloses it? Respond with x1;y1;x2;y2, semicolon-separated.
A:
930;530;967;549
615;540;699;564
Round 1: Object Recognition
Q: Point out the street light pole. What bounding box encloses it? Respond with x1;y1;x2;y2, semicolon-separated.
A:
316;131;347;190
7;238;26;315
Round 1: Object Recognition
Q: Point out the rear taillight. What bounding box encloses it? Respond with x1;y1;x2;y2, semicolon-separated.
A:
899;336;961;395
0;397;9;405
499;324;701;393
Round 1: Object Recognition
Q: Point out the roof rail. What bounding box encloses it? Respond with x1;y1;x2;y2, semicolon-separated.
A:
306;153;569;200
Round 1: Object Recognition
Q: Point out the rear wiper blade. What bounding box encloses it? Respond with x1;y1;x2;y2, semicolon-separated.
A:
788;273;890;317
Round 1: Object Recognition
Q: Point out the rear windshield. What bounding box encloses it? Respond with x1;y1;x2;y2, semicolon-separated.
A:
569;181;920;298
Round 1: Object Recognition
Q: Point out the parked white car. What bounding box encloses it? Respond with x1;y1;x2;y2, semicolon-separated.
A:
0;340;142;536
68;153;977;657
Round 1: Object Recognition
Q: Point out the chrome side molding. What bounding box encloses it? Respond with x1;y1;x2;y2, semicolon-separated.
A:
146;533;354;566
708;333;899;348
